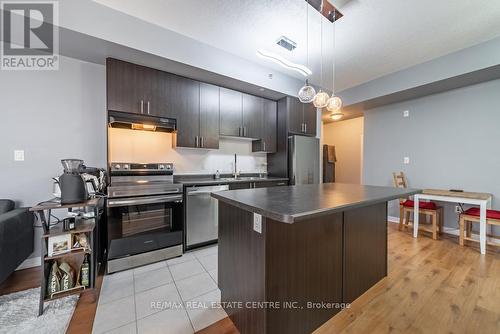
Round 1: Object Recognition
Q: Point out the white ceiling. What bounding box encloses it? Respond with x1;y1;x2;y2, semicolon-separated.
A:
93;0;500;92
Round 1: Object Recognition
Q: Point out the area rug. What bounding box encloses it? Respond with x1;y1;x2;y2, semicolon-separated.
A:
0;288;78;334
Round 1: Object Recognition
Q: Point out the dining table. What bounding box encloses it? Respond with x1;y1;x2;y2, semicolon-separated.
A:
413;189;493;254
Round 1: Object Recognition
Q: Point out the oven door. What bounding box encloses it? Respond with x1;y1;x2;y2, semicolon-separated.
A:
107;194;183;260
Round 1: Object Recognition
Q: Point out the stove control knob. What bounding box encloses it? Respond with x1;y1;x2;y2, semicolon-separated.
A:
114;164;121;170
123;164;129;170
159;165;165;170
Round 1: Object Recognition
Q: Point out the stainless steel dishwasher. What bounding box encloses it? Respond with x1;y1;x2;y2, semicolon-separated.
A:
186;185;229;248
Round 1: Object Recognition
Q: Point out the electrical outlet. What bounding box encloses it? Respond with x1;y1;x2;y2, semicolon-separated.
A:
455;206;462;214
403;157;410;164
253;213;262;233
14;150;24;161
403;110;410;118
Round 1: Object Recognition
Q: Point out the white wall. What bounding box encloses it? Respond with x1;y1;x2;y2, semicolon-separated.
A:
108;128;267;174
0;55;107;259
322;117;364;184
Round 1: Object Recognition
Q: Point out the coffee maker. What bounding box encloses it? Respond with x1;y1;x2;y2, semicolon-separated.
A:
59;159;88;204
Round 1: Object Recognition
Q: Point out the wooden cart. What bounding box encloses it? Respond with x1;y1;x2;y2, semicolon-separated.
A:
30;198;102;316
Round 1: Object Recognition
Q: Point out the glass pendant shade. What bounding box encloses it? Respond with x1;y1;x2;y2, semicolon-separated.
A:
298;80;316;103
326;95;343;112
313;90;329;108
330;112;344;121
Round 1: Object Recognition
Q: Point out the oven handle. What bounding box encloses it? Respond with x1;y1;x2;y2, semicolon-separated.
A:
107;194;183;207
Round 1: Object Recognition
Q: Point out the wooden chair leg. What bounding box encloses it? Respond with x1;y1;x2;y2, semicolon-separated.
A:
459;216;465;246
399;205;404;231
439;208;444;235
405;210;411;226
466;220;472;238
431;212;438;240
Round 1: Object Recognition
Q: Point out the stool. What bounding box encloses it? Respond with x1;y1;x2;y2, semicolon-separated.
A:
459;207;500;248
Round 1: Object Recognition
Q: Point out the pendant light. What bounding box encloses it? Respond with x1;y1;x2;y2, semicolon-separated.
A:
298;2;316;103
313;15;329;108
330;112;343;121
327;9;343;115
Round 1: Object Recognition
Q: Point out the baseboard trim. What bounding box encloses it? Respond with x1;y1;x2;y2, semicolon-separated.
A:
387;216;460;236
388;216;399;223
15;256;40;271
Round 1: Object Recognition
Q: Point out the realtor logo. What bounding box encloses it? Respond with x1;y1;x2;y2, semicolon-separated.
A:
1;1;59;70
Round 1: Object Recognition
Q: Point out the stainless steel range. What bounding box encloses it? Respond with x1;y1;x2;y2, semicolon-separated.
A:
106;162;183;273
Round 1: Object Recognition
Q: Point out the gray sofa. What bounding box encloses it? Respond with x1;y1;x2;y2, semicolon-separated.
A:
0;199;34;284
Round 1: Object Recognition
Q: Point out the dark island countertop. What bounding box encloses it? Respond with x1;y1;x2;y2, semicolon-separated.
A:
211;183;421;223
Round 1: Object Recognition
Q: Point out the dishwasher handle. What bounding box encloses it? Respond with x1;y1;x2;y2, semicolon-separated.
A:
187;185;229;195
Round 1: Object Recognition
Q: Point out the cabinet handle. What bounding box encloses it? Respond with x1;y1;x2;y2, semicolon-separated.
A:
243;127;247;137
195;136;199;147
140;100;144;114
238;127;241;137
201;136;204;148
147;101;150;115
304;123;307;133
263;141;266;152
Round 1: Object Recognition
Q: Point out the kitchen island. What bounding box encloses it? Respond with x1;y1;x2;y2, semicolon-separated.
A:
212;183;420;334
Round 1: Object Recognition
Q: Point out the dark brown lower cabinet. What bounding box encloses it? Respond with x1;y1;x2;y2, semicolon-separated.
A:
218;201;388;334
228;183;251;190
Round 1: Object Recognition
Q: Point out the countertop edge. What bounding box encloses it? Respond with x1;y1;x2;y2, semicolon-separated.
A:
177;177;289;186
211;188;422;224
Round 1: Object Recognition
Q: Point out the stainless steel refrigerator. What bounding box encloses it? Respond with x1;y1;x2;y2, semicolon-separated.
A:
288;135;320;185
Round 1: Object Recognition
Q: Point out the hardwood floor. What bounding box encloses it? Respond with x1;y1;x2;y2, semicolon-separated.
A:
2;224;499;334
0;265;104;334
198;223;500;334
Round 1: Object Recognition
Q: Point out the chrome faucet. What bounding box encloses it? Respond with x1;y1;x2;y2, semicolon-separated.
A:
233;154;239;179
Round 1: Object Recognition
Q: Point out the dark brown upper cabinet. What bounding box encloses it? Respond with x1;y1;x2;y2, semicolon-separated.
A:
107;58;276;150
199;83;220;149
220;89;268;140
252;99;277;153
287;97;317;137
242;94;263;139
107;58;172;117
219;88;242;137
172;80;220;149
107;58;142;114
170;76;201;148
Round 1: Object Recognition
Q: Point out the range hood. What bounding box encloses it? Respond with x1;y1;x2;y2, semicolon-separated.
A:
108;111;176;133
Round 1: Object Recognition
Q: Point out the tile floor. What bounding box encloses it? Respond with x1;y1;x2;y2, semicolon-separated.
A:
92;244;225;334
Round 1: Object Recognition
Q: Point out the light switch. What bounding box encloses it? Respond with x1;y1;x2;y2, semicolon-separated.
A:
253;213;262;233
14;150;24;161
403;157;410;164
403;110;409;118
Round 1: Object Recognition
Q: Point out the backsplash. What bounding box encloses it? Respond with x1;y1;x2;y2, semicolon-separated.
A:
108;128;267;174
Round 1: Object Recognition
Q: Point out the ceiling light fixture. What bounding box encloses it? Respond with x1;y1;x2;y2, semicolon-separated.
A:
330;112;344;121
257;49;312;77
326;9;343;113
298;1;316;103
313;15;329;108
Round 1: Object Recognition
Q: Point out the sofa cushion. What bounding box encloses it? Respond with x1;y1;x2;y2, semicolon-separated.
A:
462;207;500;220
0;200;15;215
402;200;437;210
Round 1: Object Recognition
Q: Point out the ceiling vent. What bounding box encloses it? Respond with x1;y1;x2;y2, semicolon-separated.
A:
276;36;297;51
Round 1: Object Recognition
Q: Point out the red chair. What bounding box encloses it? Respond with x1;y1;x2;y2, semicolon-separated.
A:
393;172;443;239
459;208;500;248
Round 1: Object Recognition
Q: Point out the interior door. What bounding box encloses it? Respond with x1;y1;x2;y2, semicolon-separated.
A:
170;75;200;148
242;94;263;139
200;83;220;149
220;88;242;137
